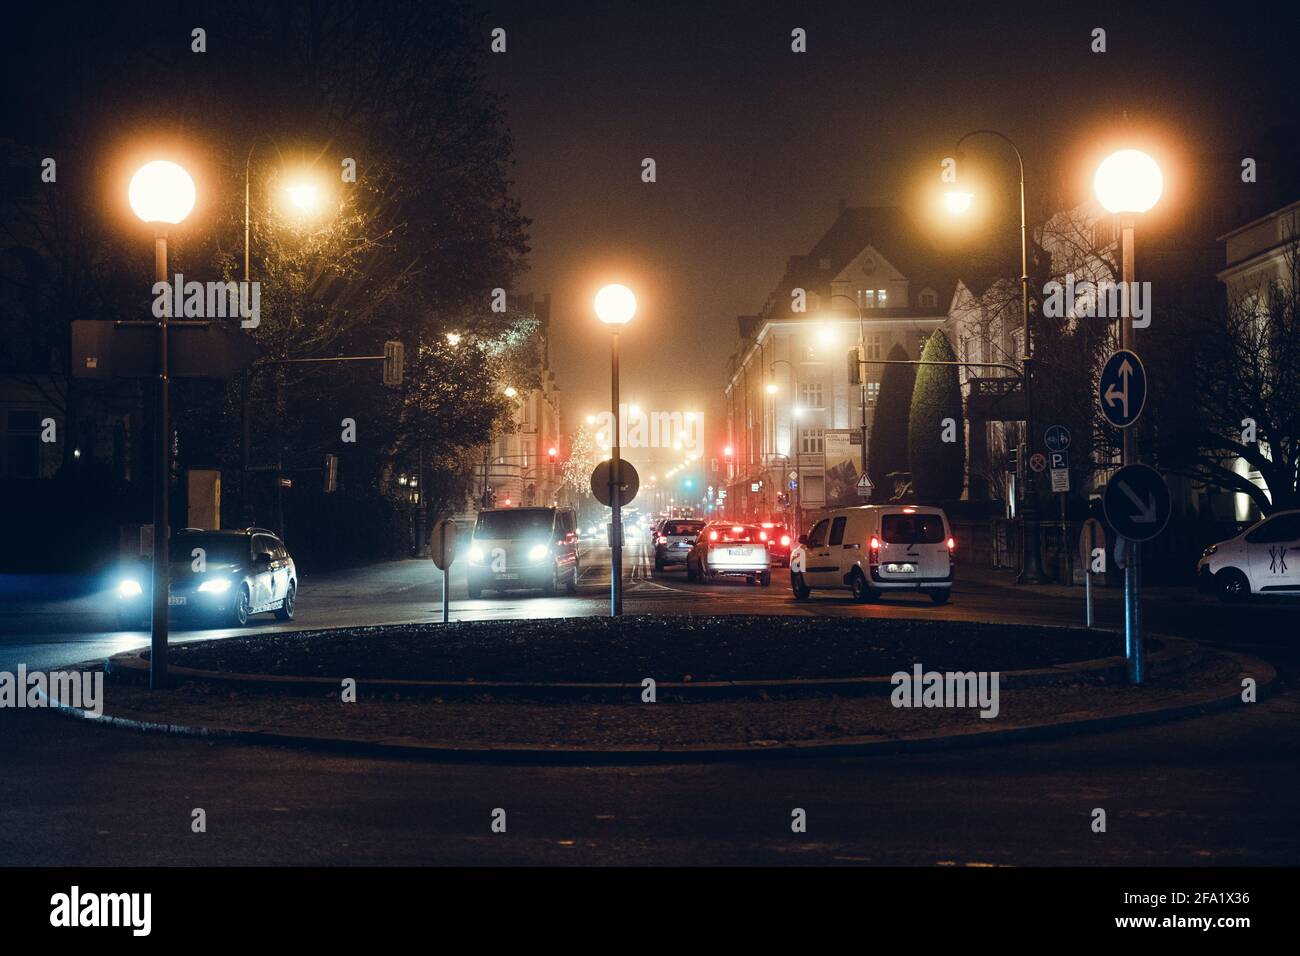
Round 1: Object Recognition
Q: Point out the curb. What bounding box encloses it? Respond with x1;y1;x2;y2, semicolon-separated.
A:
103;632;1201;700
42;650;1275;764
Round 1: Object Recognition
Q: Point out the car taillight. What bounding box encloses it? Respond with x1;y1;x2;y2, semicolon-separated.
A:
780;535;790;547
869;535;881;561
947;536;956;551
657;535;667;545
869;535;880;551
709;530;718;542
759;531;768;542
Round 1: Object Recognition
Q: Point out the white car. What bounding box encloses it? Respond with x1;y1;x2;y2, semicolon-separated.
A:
685;522;772;586
1196;509;1300;602
790;505;954;603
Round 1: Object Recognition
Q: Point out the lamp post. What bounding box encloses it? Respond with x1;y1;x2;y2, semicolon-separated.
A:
769;358;800;531
595;283;636;617
946;129;1044;584
1094;148;1163;684
128;159;196;690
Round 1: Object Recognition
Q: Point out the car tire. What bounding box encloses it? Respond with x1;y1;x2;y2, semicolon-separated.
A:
467;580;482;599
544;566;558;597
232;586;251;626
654;557;664;572
1215;567;1250;603
566;564;578;594
759;571;771;587
850;569;875;603
687;560;698;583
929;589;951;605
791;572;811;600
274;582;296;620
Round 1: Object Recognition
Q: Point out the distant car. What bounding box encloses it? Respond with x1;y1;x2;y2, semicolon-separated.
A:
467;506;579;598
789;505;954;603
685;522;771;586
1197;509;1300;602
116;528;297;628
653;518;705;571
759;521;793;567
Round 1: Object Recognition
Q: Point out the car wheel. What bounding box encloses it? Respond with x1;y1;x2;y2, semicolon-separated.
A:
467;580;482;599
1215;567;1250;603
544;565;558;597
274;582;296;620
654;556;664;572
747;575;756;586
566;564;578;594
850;569;874;603
687;560;698;583
759;571;771;587
791;572;811;600
929;589;951;605
232;586;251;626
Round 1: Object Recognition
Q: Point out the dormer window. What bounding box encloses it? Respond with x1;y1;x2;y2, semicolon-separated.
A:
918;288;938;308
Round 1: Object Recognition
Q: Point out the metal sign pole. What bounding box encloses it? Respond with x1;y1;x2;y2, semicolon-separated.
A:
150;227;170;690
442;566;450;624
610;331;623;618
1120;214;1142;684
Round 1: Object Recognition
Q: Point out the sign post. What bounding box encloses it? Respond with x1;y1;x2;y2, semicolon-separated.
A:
1078;517;1106;628
431;518;458;624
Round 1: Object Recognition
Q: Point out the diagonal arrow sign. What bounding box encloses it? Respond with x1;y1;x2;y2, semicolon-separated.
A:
1118;480;1156;522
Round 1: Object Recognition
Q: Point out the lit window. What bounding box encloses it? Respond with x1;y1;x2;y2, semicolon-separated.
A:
865;382;881;406
799;382;824;408
799;428;824;455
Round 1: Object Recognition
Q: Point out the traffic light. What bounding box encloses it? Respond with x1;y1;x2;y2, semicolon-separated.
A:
848;344;863;385
323;453;338;493
548;446;558;464
382;340;404;386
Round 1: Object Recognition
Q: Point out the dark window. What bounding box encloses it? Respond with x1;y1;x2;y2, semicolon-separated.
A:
170;534;250;564
1247;514;1300;544
807;519;830;548
666;521;704;535
476;508;555;538
252;534;277;557
829;516;847;546
881;514;947;544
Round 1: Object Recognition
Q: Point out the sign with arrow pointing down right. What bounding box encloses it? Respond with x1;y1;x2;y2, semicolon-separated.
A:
1098;349;1147;429
1103;463;1172;542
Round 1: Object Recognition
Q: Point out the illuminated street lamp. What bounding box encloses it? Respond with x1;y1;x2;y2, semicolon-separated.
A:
943;190;974;214
446;332;462;347
503;385;518;399
1094;147;1162;684
128;159;196;689
595;283;636;616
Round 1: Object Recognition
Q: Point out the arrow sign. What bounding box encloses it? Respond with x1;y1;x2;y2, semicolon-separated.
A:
1098;349;1147;429
1103;464;1171;542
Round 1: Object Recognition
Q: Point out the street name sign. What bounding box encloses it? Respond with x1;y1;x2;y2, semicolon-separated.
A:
1098;349;1147;429
1103;464;1171;542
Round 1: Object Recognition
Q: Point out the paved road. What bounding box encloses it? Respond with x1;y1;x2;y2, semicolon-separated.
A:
3;544;1297;866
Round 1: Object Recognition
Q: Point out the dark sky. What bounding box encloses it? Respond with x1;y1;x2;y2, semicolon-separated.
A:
482;0;1299;441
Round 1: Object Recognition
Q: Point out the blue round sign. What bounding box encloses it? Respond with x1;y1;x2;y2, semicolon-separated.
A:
1103;464;1171;542
1044;424;1071;453
1098;349;1147;429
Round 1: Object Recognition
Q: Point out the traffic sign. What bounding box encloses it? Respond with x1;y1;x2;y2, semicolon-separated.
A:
591;459;640;507
1050;468;1070;493
1044;424;1071;453
72;319;263;379
1098;349;1147;429
431;518;457;571
856;474;873;497
1028;452;1047;473
788;470;799;482
1078;517;1106;569
1048;451;1068;471
1103;464;1171;542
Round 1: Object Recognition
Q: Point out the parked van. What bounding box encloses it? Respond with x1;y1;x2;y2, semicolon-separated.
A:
789;505;955;603
467;506;580;598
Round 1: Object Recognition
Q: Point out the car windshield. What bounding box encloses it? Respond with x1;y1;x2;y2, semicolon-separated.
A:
665;521;703;535
881;514;946;544
476;509;554;538
170;535;249;564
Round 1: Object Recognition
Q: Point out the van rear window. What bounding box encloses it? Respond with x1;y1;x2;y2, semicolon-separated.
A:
881;514;946;544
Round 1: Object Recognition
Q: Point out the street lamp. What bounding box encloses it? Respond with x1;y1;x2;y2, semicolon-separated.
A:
948;129;1044;584
128;159;196;690
1094;147;1162;684
595;282;636;616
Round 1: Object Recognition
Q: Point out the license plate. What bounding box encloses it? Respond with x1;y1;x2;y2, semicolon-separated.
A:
168;595;187;606
495;573;519;581
675;542;689;548
884;563;917;573
727;548;753;556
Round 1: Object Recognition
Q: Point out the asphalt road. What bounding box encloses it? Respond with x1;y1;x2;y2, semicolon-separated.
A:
2;542;1298;866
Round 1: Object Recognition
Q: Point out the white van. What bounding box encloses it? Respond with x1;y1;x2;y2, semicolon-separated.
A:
1195;508;1300;602
789;505;955;603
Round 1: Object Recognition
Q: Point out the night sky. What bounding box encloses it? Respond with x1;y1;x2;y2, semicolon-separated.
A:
483;0;1298;437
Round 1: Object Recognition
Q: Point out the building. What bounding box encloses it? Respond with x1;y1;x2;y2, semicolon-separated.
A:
723;204;955;530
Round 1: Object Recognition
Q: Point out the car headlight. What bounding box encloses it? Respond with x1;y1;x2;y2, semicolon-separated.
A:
117;579;143;598
198;578;231;594
528;544;549;563
468;545;485;564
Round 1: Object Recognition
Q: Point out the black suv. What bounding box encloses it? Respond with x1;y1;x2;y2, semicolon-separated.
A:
116;528;298;628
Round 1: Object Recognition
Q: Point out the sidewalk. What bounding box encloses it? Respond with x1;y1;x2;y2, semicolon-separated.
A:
957;562;1209;603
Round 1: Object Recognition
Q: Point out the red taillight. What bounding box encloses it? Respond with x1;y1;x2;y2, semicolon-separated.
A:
947;536;956;551
780;535;790;547
709;530;718;542
761;522;774;528
869;535;880;551
657;535;667;545
759;531;768;542
732;526;744;533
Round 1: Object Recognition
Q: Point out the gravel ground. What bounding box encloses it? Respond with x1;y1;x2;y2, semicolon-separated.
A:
87;654;1243;747
163;615;1127;683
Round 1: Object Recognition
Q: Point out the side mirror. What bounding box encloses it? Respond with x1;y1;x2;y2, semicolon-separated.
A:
798;534;809;545
254;551;272;565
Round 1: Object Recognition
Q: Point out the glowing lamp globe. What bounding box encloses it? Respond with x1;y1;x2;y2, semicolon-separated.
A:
595;284;637;325
128;160;196;224
943;191;973;215
1093;149;1163;214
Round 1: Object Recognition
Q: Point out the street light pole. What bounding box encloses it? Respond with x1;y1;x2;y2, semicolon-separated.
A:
830;293;869;479
609;329;622;617
151;226;170;689
952;129;1045;584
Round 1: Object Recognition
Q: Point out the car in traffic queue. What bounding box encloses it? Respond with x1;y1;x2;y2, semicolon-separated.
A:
653;518;706;571
685;521;772;586
1196;508;1300;602
467;505;580;598
759;520;793;567
789;505;954;603
116;528;298;629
